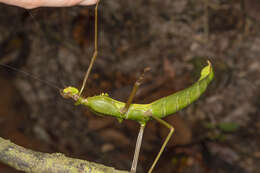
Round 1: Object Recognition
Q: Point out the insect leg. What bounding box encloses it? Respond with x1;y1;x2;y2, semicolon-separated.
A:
121;67;150;114
130;123;146;173
148;115;174;173
79;0;100;96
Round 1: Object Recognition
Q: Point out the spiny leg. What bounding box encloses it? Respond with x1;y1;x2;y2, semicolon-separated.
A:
79;0;100;96
121;67;150;114
130;123;146;173
148;115;174;173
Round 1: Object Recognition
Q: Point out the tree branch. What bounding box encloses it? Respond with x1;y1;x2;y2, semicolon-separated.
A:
0;137;128;173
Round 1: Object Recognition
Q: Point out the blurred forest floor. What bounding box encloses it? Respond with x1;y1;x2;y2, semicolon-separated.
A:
0;0;260;173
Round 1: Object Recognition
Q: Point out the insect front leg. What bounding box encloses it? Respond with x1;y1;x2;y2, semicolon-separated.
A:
78;0;100;96
148;115;174;173
130;123;146;173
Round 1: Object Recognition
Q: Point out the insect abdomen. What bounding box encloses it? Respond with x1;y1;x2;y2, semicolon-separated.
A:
150;79;208;118
150;61;214;118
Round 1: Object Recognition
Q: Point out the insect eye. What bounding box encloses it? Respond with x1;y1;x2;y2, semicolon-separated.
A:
60;89;70;99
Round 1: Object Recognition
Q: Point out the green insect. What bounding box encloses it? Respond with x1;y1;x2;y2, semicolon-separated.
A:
61;61;214;173
62;61;213;125
60;0;214;173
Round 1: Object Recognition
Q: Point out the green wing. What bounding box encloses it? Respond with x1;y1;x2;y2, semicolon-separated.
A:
150;61;214;118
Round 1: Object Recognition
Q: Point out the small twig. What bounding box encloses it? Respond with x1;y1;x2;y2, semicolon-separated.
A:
0;137;128;173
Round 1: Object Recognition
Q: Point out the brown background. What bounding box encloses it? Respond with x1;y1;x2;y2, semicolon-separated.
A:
0;0;260;172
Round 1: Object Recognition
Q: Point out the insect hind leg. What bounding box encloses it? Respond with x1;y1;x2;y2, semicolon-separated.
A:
148;115;174;173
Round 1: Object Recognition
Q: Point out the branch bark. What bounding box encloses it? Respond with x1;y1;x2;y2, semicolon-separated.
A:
0;137;128;173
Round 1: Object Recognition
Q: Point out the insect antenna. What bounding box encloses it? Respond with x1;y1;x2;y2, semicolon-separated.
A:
0;63;61;91
26;9;75;89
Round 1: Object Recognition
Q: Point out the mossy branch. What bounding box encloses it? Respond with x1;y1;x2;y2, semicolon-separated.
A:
0;137;128;173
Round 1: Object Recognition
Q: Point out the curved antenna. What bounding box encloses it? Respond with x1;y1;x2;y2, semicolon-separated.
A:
79;0;100;96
